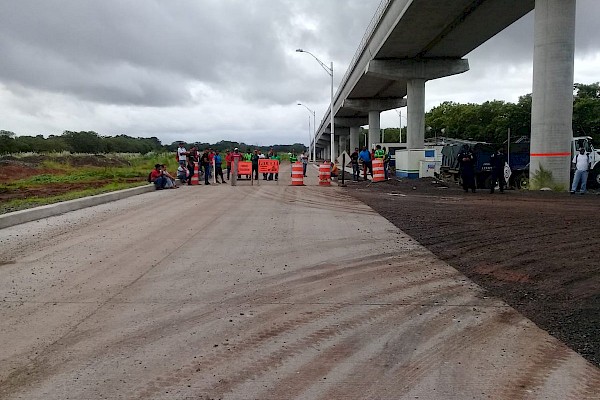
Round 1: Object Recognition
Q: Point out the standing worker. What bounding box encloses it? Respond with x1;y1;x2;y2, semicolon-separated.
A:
268;151;280;181
251;149;260;181
571;147;591;194
200;149;211;185
186;145;198;185
490;148;506;194
225;150;233;180
350;147;360;182
457;145;476;193
383;147;391;180
259;150;268;180
359;146;373;181
374;145;385;160
231;148;243;180
214;150;226;184
207;149;214;179
177;142;188;168
300;151;308;177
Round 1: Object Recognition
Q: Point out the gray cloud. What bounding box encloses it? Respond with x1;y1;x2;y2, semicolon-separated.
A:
0;0;598;143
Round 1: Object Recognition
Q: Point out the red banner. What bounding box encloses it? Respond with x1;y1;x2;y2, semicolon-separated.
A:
258;159;280;173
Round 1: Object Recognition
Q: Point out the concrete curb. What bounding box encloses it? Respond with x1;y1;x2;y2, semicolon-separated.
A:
0;184;156;230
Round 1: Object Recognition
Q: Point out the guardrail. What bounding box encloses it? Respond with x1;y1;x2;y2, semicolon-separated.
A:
316;0;394;135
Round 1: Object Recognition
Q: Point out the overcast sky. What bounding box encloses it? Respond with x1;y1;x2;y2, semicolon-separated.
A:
1;0;598;146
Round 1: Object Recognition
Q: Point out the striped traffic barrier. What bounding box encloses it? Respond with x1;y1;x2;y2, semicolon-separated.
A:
319;163;331;186
291;162;304;186
372;159;385;182
190;162;200;185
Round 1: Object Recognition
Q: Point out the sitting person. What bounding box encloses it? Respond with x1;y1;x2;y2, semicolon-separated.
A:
160;164;178;188
149;164;167;190
330;162;339;179
177;164;188;184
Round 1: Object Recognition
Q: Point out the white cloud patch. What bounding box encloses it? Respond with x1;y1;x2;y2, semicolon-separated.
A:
0;0;598;145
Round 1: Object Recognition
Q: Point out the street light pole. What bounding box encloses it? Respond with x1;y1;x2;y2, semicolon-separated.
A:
298;102;317;162
296;49;335;163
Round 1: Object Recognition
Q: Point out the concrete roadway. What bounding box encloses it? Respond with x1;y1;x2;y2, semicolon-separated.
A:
1;164;599;400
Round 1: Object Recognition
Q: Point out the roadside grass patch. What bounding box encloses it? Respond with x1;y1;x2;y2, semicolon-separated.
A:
0;153;178;214
0;181;148;214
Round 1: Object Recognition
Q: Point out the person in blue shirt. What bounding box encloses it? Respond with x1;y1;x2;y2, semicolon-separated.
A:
358;146;373;181
214;150;225;183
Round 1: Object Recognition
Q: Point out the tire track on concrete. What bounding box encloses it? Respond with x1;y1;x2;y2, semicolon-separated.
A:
131;262;467;399
262;287;480;400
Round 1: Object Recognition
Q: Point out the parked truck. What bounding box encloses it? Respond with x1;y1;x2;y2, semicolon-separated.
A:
439;136;600;189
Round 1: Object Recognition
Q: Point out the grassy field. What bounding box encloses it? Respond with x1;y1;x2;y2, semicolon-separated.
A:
0;152;178;214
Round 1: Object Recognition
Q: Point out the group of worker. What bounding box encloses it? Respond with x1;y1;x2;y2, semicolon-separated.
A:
148;143;312;189
457;145;506;194
349;145;391;182
174;143;234;186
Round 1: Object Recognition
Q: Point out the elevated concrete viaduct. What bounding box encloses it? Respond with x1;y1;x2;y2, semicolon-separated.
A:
307;0;575;189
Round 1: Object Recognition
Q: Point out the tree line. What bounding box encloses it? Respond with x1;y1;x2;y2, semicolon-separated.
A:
423;82;599;144
2;82;598;154
0;130;307;155
369;82;600;145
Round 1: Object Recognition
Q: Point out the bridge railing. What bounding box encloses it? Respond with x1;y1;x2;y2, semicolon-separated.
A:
317;0;394;134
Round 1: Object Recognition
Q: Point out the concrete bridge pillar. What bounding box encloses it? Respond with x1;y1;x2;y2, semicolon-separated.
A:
365;59;469;150
342;98;405;150
333;138;339;161
350;127;360;151
368;111;381;150
407;79;426;149
530;0;576;190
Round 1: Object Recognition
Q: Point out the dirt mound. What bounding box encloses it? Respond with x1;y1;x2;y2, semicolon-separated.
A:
63;154;131;167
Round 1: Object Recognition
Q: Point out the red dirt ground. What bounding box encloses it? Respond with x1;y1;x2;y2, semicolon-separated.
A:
0;164;64;183
344;175;600;367
0;157;139;206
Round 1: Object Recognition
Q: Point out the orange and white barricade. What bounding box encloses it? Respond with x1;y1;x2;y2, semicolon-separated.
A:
291;162;304;186
372;159;385;182
190;162;199;185
318;163;331;186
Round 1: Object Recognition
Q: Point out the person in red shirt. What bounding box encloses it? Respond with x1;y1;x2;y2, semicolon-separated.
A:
149;164;166;190
207;148;215;179
231;148;243;179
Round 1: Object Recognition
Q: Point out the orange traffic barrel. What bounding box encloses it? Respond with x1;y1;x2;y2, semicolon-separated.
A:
372;159;385;182
319;163;331;186
291;162;304;186
190;162;200;185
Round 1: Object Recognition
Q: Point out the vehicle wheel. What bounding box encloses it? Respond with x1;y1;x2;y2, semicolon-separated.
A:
516;173;529;190
593;171;600;188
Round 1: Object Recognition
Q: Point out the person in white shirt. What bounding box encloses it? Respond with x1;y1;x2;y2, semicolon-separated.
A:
300;151;309;177
177;142;188;167
571;147;591;194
